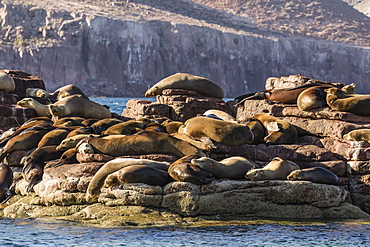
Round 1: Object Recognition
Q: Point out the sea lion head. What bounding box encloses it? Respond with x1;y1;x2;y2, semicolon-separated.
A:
286;170;303;181
245;169;264;181
103;173;120;188
17;98;34;108
77;142;94;154
49;104;68;117
145;86;160;97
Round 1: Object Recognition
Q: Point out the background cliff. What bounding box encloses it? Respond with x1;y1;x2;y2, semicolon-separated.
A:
0;0;369;97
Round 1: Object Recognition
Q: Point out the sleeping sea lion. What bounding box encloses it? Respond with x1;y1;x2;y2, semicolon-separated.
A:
297;85;333;111
17;98;52;117
0;163;13;203
145;73;224;99
181;116;254;145
50;84;89;101
203;109;237;122
246;157;300;181
287;167;339;185
325;87;370;116
26;88;50;98
343;129;370;142
102;118;152;135
168;155;214;185
191;156;256;179
86;158;170;202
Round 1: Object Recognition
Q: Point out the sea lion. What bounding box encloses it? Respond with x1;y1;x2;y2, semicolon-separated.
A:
181;116;254;145
145;73;224;99
246;119;266;145
46;148;78;168
163;121;184;134
252;113;298;144
104;164;172;188
56;134;100;151
17;98;52;117
287;167;339;185
0;126;53;162
65;127;97;138
168;155;214;184
341;83;356;95
53;117;86;127
90;118;123;131
191;156;256;179
235;83;327;105
143;122;166;132
297;85;333;111
325;87;370;116
0;163;13;203
50;84;89;101
77;131;207;158
49;95;111;119
246;157;300;181
103;118;152;135
0;72;15;92
22;145;63;192
343;129;370;142
26;88;50;98
203;109;237;122
0;127;18;142
37;128;70;148
171;132;215;151
86;158;170;202
77;142;95;154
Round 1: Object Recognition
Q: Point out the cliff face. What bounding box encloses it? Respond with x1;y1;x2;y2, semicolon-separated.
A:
0;1;370;97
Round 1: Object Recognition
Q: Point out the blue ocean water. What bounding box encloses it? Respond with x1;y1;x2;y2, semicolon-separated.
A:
1;97;369;246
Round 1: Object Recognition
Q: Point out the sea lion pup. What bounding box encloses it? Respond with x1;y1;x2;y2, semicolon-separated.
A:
252;113;298;144
181;116;254;146
86;158;170;202
104;165;173;188
163;121;184;134
191;156;256;179
0;124;54;162
53;117;86;127
103;118;152;135
37;128;71;148
56;134;100;151
203;109;237;122
26;88;50;98
343;129;370;142
0;72;15;92
171;132;216;151
246;157;300;181
49;95;111;119
297;85;334;111
17;98;52;117
50;84;89;101
78;131;207;157
325;87;370;116
0;163;13;203
168;155;214;185
22;145;63;192
287;167;339;185
145;73;224;99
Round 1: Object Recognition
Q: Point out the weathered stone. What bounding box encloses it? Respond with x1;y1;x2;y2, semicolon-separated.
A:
0;91;18;104
348;174;370;214
348;161;370;174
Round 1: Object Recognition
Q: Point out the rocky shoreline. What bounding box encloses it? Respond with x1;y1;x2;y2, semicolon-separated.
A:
0;71;369;227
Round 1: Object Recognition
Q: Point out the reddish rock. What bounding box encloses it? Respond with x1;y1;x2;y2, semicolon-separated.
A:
0;69;45;99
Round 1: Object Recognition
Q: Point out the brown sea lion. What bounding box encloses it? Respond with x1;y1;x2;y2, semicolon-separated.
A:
65;127;97;138
341;83;356;95
0;126;53;162
181;116;254;145
143;122;166;132
246;157;300;181
78;131;207;158
163;121;184;134
246;119;266;144
145;73;224;99
56;134;100;151
50;84;89;101
203;109;236;122
252;113;298;144
37;128;70;148
46;148;79;168
26;88;50;98
104;164;172;187
103;118;152;135
0;163;13;203
22;145;63;192
0;72;15;92
90;118;123;131
86;158;170;202
297;85;333;111
171;132;215;151
17;98;52;117
53;117;86;127
343;129;370;142
287;167;339;185
191;156;256;179
49;95;111;119
325;87;370;116
168;155;214;184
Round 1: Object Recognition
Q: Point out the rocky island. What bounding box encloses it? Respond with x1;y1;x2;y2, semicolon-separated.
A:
0;70;369;227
